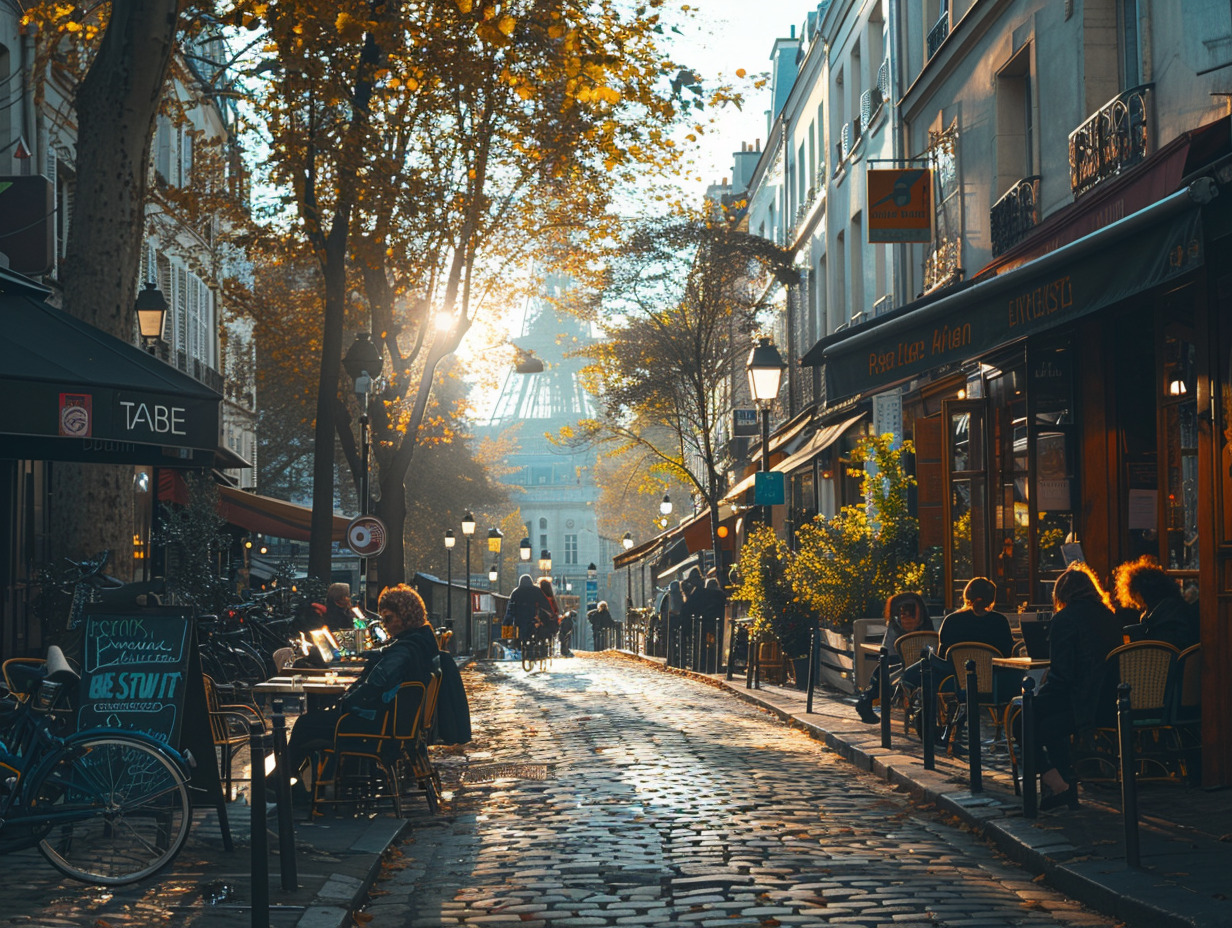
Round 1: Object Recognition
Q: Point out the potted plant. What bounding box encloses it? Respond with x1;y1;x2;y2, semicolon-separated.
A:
732;525;815;688
788;434;925;692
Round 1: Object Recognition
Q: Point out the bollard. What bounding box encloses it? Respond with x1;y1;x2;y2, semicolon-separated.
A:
676;627;683;670
879;647;891;749
805;623;818;713
1021;676;1037;819
753;634;761;690
965;660;982;793
921;646;935;770
269;700;298;890
726;623;737;681
1117;682;1140;868
745;631;755;689
249;724;270;928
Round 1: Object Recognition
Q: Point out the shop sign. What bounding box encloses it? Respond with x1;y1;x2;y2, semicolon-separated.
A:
754;471;785;505
867;168;933;242
732;408;759;437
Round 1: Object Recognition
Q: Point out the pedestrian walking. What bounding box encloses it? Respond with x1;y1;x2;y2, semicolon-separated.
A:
558;610;575;657
538;578;562;647
588;600;617;649
505;575;552;655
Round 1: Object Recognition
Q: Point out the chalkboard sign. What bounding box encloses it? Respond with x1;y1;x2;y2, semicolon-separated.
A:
78;607;193;745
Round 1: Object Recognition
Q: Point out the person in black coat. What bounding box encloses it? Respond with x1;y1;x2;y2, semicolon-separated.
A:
283;583;439;794
1113;555;1199;650
505;574;552;645
1015;563;1123;811
899;577;1011;692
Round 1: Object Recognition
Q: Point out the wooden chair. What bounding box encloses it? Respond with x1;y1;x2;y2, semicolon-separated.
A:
311;678;433;816
889;631;939;733
203;674;268;800
939;642;1012;753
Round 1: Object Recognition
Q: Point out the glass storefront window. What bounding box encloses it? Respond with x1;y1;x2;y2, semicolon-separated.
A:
1162;334;1198;571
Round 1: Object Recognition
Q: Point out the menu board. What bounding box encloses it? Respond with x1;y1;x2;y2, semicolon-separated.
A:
77;608;193;746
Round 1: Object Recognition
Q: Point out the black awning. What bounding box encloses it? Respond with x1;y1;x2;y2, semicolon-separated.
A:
0;268;222;466
803;185;1206;404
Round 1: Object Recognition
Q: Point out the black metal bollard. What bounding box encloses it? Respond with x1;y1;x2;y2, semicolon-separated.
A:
806;623;818;713
921;646;935;770
676;627;684;670
1117;682;1140;868
249;724;270;928
745;631;755;689
965;660;982;793
1022;676;1037;819
269;700;298;890
726;623;737;680
879;647;891;749
753;635;761;690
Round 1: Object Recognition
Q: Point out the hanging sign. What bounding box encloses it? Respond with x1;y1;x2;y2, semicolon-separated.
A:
347;515;388;557
867;168;933;242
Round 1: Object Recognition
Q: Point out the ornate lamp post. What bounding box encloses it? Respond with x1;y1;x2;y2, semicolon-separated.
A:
538;549;552;575
135;282;168;354
519;536;532;563
462;512;476;644
488;528;503;588
660;494;673;519
746;336;787;520
622;532;634;654
444;529;456;625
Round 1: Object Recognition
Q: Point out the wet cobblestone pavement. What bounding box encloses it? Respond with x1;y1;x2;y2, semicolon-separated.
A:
364;654;1119;928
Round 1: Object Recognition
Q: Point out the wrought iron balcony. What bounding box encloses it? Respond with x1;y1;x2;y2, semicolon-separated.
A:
923;237;961;293
927;10;950;59
860;87;882;132
1068;84;1152;197
990;175;1041;257
877;58;891;101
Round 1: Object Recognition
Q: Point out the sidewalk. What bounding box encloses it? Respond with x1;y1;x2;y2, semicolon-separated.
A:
0;735;422;928
612;649;1232;928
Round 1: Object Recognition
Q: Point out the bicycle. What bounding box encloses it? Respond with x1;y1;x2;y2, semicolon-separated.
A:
519;633;552;673
0;647;193;884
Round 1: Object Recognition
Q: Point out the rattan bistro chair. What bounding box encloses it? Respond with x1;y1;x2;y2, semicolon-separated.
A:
311;678;433;816
939;642;1012;752
203;674;268;800
1103;640;1183;781
890;631;940;734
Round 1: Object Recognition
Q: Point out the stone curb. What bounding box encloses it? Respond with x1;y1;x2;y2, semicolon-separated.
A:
608;648;1203;928
298;817;411;928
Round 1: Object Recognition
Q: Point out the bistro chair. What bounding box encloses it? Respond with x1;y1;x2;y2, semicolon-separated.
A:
757;638;789;686
1101;640;1183;781
311;678;433;817
938;642;1012;753
401;669;444;810
1171;644;1202;781
203;673;268;800
889;630;939;734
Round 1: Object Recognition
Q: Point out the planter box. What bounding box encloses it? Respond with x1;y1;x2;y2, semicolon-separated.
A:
817;627;855;694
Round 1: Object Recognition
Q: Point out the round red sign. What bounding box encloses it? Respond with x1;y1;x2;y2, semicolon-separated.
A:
346;515;387;557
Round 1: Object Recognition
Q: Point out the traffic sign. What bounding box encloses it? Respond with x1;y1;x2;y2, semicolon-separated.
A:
346;515;387;557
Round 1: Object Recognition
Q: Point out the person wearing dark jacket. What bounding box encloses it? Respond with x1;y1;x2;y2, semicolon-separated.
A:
588;601;617;648
283;584;438;793
322;583;353;630
558;610;575;657
505;574;552;645
1015;563;1123;811
937;577;1014;657
1113;555;1199;650
854;591;933;724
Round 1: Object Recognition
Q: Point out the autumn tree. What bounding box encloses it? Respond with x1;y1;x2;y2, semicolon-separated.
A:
571;213;796;565
250;0;698;583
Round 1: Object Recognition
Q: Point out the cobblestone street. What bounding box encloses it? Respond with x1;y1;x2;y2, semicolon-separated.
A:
364;654;1118;928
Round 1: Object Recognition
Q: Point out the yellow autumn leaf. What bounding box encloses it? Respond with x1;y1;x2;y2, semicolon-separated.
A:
456;0;472;11
498;14;516;36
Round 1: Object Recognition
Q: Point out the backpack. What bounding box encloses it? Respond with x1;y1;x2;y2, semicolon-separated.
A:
433;651;472;745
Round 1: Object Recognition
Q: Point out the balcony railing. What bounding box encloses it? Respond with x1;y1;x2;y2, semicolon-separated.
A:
877;58;891;101
990;175;1041;257
1068;84;1152;197
927;10;950;59
860;87;881;132
923;237;962;293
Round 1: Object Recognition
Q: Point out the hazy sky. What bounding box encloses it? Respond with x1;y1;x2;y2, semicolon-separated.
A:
664;1;815;196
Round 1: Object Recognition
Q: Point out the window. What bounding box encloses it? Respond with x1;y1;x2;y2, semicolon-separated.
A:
1119;0;1140;88
539;533;548;553
564;534;578;565
995;45;1035;195
538;517;547;529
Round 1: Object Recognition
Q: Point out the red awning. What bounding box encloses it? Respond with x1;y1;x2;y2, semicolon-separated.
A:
157;471;350;542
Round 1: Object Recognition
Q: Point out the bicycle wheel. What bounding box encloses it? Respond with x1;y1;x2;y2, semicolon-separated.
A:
28;735;191;884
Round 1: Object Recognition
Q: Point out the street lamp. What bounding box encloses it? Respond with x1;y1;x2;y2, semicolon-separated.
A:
587;562;598;651
444;529;456;625
343;331;384;607
135;282;168;353
539;549;552;574
660;494;673;517
519;536;532;563
461;512;476;642
488;564;499;584
621;532;634;653
488;528;503;588
747;336;786;516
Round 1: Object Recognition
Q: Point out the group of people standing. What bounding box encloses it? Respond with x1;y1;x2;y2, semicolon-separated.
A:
658;566;727;669
851;554;1198;812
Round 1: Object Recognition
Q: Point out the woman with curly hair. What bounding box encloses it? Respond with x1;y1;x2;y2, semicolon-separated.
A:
1016;562;1123;811
1113;555;1198;650
854;591;933;724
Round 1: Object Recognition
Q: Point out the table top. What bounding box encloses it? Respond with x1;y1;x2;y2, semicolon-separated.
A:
252;676;354;696
992;656;1050;670
858;643;891;655
291;664;366;676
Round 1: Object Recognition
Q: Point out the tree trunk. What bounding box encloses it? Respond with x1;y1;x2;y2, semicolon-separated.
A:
52;0;178;573
373;467;407;593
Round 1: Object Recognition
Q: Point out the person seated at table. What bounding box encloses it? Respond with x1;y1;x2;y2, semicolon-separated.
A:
1013;562;1123;811
322;583;354;630
1112;555;1199;650
281;584;438;798
854;591;933;724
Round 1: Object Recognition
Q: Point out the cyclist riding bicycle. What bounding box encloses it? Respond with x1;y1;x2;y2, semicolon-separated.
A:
505;574;552;661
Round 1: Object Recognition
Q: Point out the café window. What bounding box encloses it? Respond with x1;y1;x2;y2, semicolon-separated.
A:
1160;328;1198;571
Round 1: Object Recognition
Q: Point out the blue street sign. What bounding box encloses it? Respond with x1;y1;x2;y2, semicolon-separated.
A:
754;471;785;505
